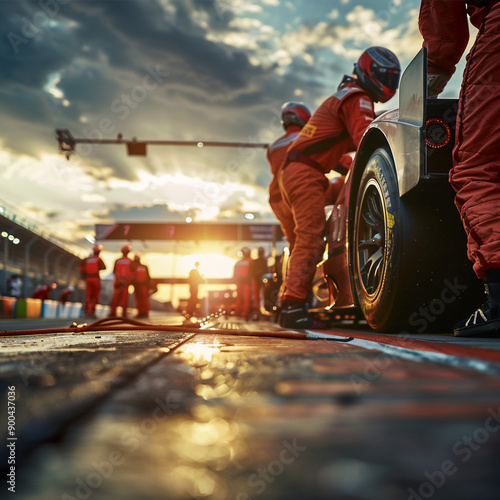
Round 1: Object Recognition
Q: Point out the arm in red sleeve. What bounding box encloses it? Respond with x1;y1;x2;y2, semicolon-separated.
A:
339;93;375;149
338;153;354;172
419;0;469;78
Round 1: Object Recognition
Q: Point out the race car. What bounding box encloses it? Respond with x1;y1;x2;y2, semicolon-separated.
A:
265;49;482;333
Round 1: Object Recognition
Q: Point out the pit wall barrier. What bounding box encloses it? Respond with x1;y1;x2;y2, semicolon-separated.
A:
0;296;84;319
0;297;134;320
0;297;16;318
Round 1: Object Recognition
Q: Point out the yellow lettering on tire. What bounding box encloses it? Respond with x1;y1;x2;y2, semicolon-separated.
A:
387;212;395;228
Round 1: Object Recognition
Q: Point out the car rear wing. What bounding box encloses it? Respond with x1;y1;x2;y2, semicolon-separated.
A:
399;47;427;126
394;48;456;195
393;48;427;195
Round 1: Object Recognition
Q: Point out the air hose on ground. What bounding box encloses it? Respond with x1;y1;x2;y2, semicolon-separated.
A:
0;315;353;341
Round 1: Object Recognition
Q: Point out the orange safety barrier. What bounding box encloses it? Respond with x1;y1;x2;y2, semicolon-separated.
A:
0;296;16;318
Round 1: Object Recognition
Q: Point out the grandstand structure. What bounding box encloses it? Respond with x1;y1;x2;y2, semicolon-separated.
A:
0;200;85;300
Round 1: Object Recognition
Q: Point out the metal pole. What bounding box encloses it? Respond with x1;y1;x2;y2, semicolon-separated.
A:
56;129;268;158
24;236;38;298
54;252;62;279
43;246;56;281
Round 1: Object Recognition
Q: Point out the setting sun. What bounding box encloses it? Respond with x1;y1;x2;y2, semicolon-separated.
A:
179;253;236;279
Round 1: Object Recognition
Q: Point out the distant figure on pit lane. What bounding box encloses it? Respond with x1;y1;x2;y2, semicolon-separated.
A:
132;253;152;318
32;283;56;301
251;246;269;312
59;286;73;305
233;247;253;320
79;244;106;318
110;245;136;317
188;261;203;316
7;274;23;299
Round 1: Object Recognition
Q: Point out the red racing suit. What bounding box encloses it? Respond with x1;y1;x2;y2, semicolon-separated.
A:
278;82;374;301
233;256;253;318
79;255;106;315
32;285;50;301
133;263;151;317
267;125;302;252
111;256;135;316
419;0;500;280
59;288;72;304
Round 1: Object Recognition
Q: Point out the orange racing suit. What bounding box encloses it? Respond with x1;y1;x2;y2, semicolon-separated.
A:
233;255;253;318
419;0;500;279
133;263;152;317
267;125;302;252
111;256;135;316
278;81;374;302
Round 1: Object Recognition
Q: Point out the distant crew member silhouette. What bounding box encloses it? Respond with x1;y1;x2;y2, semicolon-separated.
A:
233;247;253;319
251;247;268;311
32;283;56;300
79;244;106;318
59;286;73;305
188;261;203;316
132;253;152;318
110;245;135;317
7;274;23;299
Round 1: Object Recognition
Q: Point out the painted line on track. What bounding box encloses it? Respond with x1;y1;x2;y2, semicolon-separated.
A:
349;337;500;376
307;330;500;376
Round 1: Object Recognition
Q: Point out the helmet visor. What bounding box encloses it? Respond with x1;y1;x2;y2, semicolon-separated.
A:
372;65;400;90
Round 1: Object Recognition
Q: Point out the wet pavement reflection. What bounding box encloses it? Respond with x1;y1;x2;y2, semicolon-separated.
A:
2;316;500;499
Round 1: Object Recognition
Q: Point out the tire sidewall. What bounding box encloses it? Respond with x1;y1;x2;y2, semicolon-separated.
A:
352;147;401;330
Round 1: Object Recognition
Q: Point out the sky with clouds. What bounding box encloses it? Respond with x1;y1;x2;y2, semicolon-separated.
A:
0;0;471;258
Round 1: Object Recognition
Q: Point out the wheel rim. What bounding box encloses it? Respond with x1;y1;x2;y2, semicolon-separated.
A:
356;179;386;298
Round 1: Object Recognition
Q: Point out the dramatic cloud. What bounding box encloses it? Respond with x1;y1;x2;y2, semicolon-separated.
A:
0;0;452;252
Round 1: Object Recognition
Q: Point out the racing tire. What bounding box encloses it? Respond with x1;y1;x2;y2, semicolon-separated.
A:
352;147;403;331
351;147;481;333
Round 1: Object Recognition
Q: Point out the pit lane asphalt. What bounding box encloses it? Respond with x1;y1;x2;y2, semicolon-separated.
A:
2;313;500;500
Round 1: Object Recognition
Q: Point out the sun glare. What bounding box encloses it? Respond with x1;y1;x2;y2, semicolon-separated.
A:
180;253;235;279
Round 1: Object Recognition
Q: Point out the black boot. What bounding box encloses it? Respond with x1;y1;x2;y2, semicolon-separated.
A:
278;300;326;329
454;270;500;337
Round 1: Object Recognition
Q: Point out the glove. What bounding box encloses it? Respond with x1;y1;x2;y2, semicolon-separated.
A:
427;73;450;98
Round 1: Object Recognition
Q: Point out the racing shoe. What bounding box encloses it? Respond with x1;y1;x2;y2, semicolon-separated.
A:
454;280;500;337
278;300;327;330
